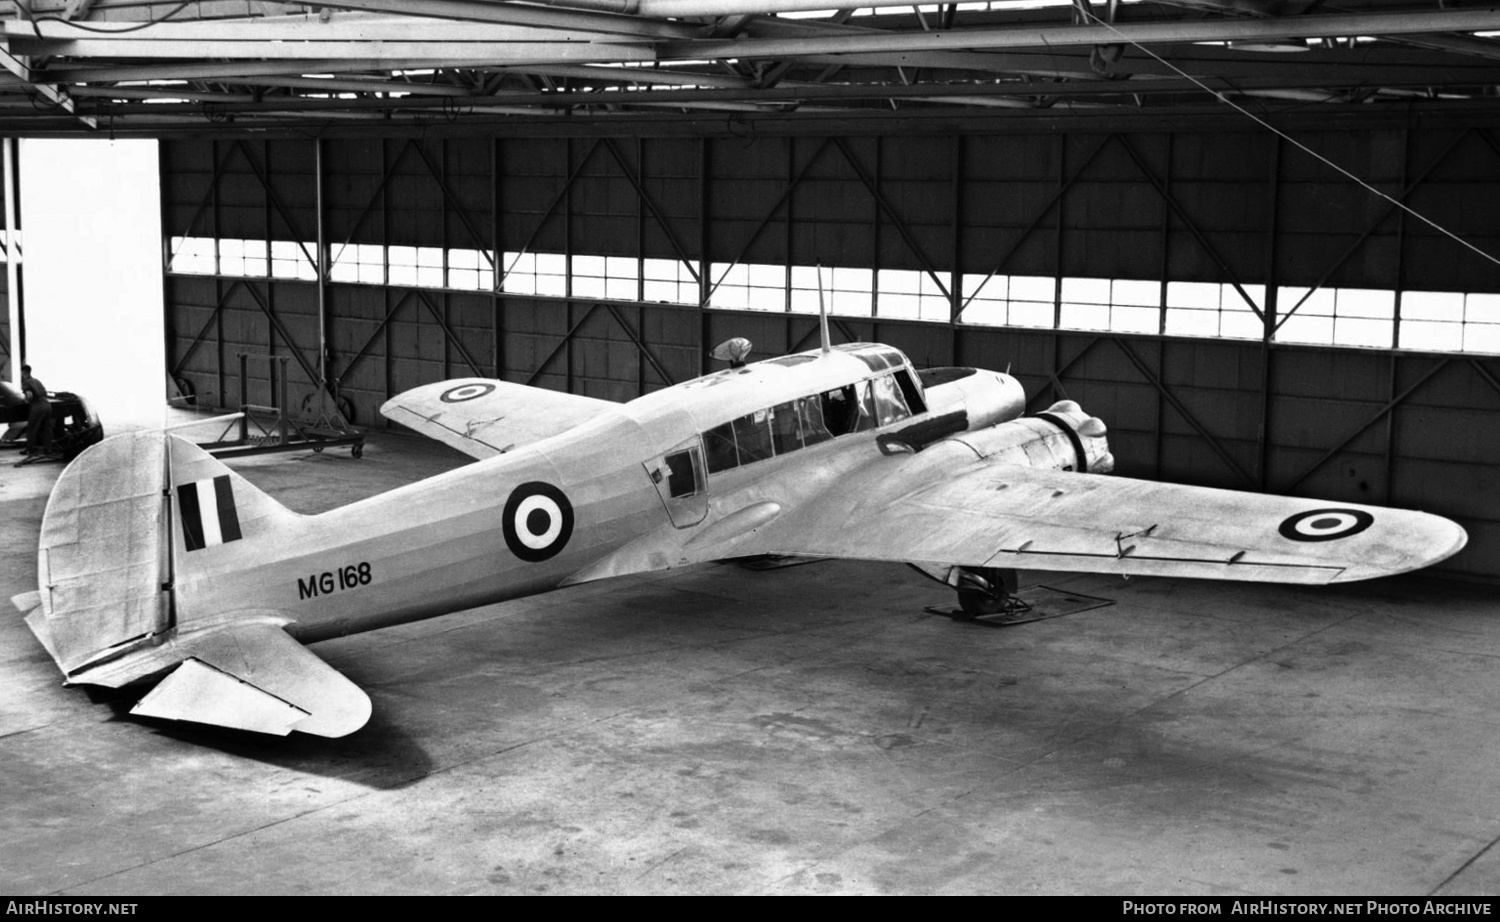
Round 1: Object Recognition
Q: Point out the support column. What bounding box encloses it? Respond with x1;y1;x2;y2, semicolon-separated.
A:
4;137;20;382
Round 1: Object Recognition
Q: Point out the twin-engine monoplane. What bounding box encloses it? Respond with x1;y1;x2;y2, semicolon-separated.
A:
15;332;1466;737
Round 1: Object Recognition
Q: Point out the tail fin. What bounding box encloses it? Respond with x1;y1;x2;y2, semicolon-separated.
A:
26;431;297;679
24;432;371;737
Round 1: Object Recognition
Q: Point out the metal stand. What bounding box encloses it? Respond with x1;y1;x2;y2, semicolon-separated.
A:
199;353;364;459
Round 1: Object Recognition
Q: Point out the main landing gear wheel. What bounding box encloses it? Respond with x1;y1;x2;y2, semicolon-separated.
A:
955;567;1019;619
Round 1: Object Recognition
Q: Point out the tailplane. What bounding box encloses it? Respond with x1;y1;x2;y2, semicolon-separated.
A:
18;432;370;737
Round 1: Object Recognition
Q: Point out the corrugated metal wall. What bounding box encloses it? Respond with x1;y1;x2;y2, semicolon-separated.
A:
160;125;1500;580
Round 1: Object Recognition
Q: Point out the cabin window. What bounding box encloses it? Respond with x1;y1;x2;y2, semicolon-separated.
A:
704;422;738;473
853;380;880;432
869;374;911;428
821;385;860;436
893;368;927;415
798;394;833;446
663;450;700;498
733;409;774;464
770;401;804;455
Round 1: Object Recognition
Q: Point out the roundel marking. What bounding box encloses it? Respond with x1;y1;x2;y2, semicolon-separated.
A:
503;482;574;562
1277;508;1374;543
440;382;496;403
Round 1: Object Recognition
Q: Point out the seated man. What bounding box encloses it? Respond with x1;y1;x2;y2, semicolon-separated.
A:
21;363;51;455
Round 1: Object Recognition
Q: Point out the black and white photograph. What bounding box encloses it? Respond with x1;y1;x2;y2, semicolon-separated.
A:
1;0;1499;899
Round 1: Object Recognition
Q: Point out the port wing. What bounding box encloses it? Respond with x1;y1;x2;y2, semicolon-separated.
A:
380;378;619;459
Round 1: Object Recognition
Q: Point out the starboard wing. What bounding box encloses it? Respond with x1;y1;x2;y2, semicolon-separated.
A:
380;378;619;459
720;458;1467;584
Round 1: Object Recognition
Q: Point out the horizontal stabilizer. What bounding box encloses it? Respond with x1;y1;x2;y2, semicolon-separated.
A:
128;620;371;738
133;659;313;736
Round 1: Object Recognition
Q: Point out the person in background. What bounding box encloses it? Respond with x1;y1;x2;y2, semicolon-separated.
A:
20;363;51;455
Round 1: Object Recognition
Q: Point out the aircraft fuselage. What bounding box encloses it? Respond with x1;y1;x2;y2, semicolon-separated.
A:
174;345;1027;645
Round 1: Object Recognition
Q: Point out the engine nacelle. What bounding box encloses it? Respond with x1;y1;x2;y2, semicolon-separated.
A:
951;399;1114;474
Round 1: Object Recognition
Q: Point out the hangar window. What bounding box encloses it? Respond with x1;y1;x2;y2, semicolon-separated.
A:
1276;287;1393;349
959;274;1056;328
168;236;216;274
270;240;317;281
1164;282;1263;340
1399;291;1500;353
878;269;949;321
644;258;698;304
447;248;495;291
329;243;385;284
388;246;445;289
1060;278;1162;335
708;262;784;311
218;238;267;277
574;254;639;300
795;266;873;317
501;251;567;297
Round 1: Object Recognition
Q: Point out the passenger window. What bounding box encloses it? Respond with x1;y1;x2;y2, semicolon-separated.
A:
704;422;738;473
821;385;860;436
869;374;911;428
770;401;803;455
798;394;833;446
853;380;879;432
664;450;700;498
893;368;927;415
733;409;774;464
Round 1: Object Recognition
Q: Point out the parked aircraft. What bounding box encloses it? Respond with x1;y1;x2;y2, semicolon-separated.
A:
14;333;1466;738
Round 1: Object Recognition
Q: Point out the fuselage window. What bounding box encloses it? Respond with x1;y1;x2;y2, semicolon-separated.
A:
733;409;774;464
770;401;804;455
869;374;911;428
853;380;879;432
798;394;833;446
893;367;927;415
663;450;700;498
821;385;860;436
701;374;920;477
704;421;738;473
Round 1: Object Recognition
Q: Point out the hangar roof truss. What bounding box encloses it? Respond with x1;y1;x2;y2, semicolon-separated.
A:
0;0;1497;135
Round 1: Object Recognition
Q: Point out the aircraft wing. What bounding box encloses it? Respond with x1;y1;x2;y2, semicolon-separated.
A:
729;458;1466;584
380;378;619;459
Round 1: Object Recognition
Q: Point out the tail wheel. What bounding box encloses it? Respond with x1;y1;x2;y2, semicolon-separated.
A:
955;567;1019;618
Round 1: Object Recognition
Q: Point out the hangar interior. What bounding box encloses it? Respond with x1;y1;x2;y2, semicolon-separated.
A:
4;0;1500;896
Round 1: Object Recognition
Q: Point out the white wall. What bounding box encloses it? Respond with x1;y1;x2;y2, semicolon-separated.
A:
19;138;164;428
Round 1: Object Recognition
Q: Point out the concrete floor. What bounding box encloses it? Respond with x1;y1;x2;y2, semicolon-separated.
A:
4;422;1500;896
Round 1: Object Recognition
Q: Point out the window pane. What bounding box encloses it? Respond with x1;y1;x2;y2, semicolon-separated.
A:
1113;305;1160;334
1061;277;1110;304
704;422;738;473
799;394;833;445
821;385;861;436
770;401;803;455
869;374;910;427
732;410;773;464
1113;279;1160;307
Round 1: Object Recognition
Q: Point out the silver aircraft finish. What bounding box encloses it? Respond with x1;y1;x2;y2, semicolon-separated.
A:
15;340;1467;738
